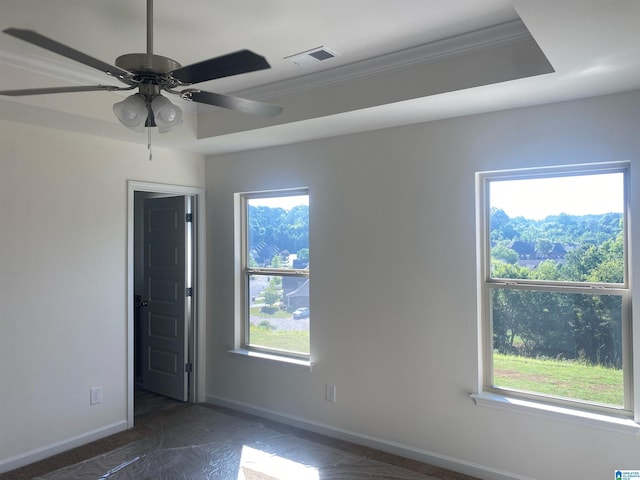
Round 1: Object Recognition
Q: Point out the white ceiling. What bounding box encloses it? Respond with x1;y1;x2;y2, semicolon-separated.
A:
1;0;639;155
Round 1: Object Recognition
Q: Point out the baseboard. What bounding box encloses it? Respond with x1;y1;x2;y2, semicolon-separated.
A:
206;394;535;480
0;421;128;474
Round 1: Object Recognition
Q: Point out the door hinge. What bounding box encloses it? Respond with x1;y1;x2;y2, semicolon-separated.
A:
185;213;193;222
186;287;193;297
185;363;193;373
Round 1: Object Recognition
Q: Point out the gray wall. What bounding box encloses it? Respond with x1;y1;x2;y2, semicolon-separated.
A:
205;90;640;480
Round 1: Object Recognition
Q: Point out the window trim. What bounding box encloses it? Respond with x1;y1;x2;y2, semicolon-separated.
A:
471;392;640;435
475;162;635;421
235;187;310;362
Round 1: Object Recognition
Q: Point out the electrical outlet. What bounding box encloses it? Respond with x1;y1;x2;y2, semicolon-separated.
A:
90;386;102;405
325;384;336;403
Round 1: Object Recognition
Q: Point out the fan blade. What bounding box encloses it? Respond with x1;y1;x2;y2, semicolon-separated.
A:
184;90;283;117
170;50;270;85
3;28;132;84
0;85;132;96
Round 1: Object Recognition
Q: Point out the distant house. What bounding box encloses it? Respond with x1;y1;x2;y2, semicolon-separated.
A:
509;240;536;260
285;278;309;310
282;258;309;303
548;243;567;259
509;240;567;261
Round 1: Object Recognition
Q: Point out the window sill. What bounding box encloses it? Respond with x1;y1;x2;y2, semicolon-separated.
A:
471;392;640;436
229;349;313;370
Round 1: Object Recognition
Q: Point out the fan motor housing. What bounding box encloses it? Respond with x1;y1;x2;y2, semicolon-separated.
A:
116;53;181;75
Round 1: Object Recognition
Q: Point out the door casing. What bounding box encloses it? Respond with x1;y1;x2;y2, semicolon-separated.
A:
127;181;206;428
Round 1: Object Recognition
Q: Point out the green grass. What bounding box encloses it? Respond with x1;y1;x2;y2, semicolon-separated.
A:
249;324;310;354
493;353;624;406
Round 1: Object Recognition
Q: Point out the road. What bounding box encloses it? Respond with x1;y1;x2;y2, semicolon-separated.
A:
250;313;309;331
249;277;309;331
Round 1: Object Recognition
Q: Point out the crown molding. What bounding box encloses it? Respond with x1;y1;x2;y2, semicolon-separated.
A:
236;19;533;99
0;45;112;87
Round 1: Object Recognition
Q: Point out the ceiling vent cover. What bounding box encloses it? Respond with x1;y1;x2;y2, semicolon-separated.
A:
286;47;338;67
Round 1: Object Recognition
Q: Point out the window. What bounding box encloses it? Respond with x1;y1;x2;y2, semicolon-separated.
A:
238;189;310;359
477;163;632;418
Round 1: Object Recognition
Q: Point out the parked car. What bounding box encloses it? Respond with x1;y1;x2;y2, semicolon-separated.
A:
292;307;309;319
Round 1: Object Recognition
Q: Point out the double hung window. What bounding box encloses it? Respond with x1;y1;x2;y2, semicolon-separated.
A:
238;189;310;359
477;163;632;418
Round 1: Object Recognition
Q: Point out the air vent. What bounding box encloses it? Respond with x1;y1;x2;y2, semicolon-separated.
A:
285;47;338;67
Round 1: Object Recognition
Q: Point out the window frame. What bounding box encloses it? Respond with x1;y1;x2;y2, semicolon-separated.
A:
476;162;634;419
236;188;310;361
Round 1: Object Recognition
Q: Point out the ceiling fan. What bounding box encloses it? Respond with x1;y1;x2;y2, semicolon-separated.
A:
0;0;283;133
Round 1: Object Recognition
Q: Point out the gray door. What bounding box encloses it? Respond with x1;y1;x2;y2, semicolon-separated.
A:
141;196;191;401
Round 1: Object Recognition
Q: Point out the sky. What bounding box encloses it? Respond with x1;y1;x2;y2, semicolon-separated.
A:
248;195;308;210
490;172;624;220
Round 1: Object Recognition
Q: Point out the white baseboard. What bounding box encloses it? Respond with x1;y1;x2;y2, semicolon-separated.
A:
0;421;128;474
206;394;534;480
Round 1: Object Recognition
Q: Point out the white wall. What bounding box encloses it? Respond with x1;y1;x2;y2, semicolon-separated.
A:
205;90;640;480
0;121;204;471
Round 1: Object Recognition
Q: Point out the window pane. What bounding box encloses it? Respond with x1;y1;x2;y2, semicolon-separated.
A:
248;274;310;355
491;288;623;407
247;195;309;269
489;172;624;283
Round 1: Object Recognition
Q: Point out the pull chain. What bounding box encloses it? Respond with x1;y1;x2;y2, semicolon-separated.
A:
147;127;153;161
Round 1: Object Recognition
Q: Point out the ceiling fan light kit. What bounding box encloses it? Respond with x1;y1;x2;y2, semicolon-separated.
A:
113;93;148;131
0;0;283;134
151;95;183;133
113;91;183;133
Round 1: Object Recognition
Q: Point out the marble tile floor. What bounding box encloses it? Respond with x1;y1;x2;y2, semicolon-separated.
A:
1;395;480;480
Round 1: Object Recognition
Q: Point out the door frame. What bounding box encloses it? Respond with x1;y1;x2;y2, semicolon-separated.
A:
126;180;206;428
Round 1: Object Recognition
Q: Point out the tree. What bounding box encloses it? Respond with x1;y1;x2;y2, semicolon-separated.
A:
487;208;625;367
535;238;553;258
270;254;282;268
248;204;309;263
530;260;561;281
563;231;623;283
263;278;281;306
491;262;533;353
563;232;624;366
492;261;577;360
586;232;624;283
491;242;518;264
